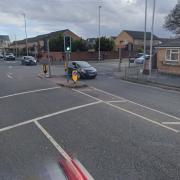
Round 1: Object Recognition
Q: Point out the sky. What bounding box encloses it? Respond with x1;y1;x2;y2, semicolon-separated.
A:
0;0;178;41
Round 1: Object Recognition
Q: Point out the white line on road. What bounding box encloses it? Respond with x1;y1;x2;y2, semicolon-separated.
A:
0;87;61;99
34;121;95;179
106;100;127;103
0;101;101;133
91;87;180;122
7;73;13;79
162;122;180;125
73;89;179;133
34;121;71;160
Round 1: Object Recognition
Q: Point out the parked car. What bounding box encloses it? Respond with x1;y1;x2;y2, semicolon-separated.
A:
0;53;4;59
4;53;15;61
68;61;97;79
129;53;144;63
134;54;150;64
21;56;37;65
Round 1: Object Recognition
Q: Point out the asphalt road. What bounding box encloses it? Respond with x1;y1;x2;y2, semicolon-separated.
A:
1;59;180;180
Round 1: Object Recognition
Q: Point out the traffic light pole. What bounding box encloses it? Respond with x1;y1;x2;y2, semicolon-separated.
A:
64;36;71;83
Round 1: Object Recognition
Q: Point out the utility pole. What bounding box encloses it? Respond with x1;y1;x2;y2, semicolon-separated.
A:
14;34;17;57
47;39;51;78
22;13;28;56
98;5;102;61
143;0;147;71
149;0;156;77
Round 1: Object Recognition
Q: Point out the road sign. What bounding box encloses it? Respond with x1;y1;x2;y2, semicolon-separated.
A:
64;36;71;52
72;70;78;83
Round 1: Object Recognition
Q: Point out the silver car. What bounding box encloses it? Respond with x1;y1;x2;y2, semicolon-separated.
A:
134;55;150;64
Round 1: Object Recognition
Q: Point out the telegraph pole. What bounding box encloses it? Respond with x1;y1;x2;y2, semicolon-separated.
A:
22;13;28;56
14;34;17;57
143;0;147;71
149;0;156;77
98;5;102;61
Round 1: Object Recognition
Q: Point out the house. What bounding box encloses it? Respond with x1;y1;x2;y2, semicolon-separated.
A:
156;39;180;75
86;38;97;49
0;35;10;52
10;29;81;54
114;30;160;51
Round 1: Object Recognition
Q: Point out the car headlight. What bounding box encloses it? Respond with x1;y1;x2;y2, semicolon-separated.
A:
80;69;86;73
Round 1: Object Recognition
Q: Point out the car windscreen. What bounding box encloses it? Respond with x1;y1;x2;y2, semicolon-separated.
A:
76;62;91;68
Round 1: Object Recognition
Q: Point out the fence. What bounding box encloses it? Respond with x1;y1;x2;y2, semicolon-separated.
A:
118;62;180;88
39;51;119;63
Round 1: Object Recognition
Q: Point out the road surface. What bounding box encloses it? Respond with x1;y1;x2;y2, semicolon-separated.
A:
0;59;180;180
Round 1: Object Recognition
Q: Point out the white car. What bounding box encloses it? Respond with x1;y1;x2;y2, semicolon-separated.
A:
21;56;37;65
134;55;150;64
4;53;15;61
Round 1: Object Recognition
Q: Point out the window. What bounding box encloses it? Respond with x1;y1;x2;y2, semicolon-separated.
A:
166;49;179;62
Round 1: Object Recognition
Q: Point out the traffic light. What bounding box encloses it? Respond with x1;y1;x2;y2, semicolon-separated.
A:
64;36;71;52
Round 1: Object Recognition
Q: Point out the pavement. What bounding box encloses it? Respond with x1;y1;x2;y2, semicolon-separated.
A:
1;59;180;179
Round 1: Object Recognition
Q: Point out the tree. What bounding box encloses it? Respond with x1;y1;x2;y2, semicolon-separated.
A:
163;3;180;34
94;37;114;51
72;39;87;52
49;33;64;52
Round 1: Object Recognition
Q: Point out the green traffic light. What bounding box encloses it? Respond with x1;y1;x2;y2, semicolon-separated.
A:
67;47;70;51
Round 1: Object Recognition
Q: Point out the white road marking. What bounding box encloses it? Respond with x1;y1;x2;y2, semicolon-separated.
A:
106;102;179;133
91;87;180;122
0;101;101;133
0;87;60;99
34;121;95;179
73;89;179;133
106;100;127;103
162;122;180;125
7;73;13;79
34;121;71;160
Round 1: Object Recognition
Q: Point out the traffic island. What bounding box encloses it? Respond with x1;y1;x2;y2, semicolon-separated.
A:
57;81;87;88
38;74;88;88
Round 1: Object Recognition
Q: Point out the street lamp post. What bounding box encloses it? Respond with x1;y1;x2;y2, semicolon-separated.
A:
22;13;28;56
14;34;17;57
143;0;147;71
149;0;156;77
98;5;102;61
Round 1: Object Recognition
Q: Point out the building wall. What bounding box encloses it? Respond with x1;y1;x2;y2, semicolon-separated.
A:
157;48;180;75
134;39;159;46
10;30;80;52
0;40;10;48
115;32;134;50
115;31;160;52
39;51;119;62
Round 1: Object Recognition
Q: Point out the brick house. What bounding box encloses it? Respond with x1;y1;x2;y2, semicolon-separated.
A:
156;39;180;75
114;30;160;52
10;29;80;55
0;35;10;53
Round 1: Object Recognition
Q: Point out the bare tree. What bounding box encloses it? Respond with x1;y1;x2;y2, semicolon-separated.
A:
164;2;180;35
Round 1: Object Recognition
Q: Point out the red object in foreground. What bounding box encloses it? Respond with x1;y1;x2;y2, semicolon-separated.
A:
59;158;88;180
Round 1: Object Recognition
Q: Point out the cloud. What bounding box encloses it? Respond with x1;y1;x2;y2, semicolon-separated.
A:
0;0;177;40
